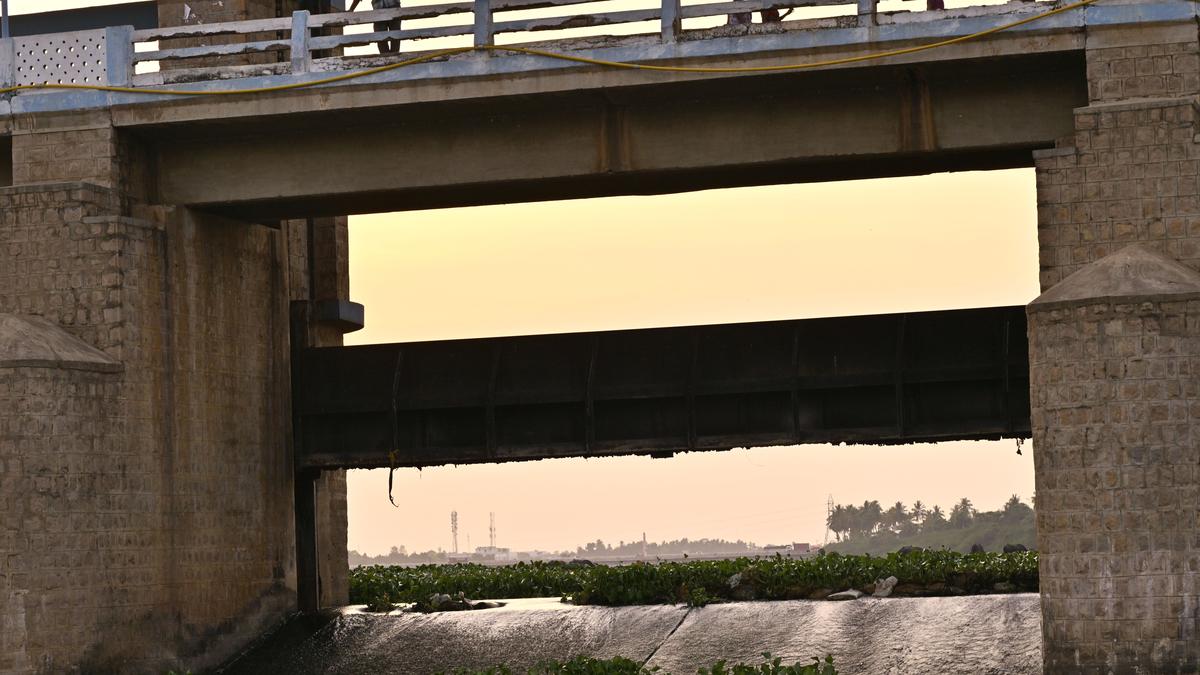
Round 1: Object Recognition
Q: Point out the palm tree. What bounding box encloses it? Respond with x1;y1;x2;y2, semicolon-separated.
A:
1002;494;1034;521
884;501;907;533
841;504;862;539
860;500;883;536
911;500;926;526
949;498;975;529
827;504;848;541
925;505;948;531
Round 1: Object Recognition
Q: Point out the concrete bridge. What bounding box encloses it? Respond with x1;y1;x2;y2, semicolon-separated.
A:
0;0;1198;672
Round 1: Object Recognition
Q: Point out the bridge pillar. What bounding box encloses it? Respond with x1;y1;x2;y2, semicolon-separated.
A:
1032;20;1200;674
0;107;349;670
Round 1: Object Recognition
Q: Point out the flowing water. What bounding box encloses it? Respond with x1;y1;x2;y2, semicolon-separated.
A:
223;595;1041;674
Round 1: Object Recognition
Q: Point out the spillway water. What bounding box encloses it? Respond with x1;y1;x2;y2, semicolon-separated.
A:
222;595;1041;674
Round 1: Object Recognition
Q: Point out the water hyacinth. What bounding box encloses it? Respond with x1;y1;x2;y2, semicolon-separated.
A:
350;551;1037;608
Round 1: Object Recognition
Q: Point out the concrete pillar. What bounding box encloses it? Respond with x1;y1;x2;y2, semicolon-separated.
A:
1031;21;1200;672
0;108;324;670
284;215;353;608
1029;245;1200;672
152;0;355;612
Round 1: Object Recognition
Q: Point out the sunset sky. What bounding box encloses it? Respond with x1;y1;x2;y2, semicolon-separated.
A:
36;0;1040;555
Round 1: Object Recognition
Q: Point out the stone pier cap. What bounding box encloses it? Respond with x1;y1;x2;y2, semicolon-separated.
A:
1029;244;1200;311
0;314;121;372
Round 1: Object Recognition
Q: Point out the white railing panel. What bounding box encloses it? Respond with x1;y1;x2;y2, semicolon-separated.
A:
14;30;107;86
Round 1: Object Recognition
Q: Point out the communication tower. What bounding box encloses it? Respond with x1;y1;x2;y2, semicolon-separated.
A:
451;510;459;554
824;495;834;546
489;512;497;548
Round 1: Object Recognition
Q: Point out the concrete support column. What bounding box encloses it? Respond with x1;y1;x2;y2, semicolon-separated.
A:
1;111;302;671
1030;20;1200;673
285;215;353;608
1029;246;1200;672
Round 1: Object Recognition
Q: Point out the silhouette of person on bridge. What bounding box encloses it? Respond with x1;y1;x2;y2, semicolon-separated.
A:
728;2;782;26
373;0;403;53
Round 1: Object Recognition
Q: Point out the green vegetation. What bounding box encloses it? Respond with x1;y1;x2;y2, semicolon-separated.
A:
823;494;1035;556
349;550;1038;608
441;654;835;674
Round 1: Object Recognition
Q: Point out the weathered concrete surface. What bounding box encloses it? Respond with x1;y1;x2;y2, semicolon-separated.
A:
222;595;1041;674
1032;244;1200;308
649;596;1041;674
0;314;122;372
226;599;688;674
149;51;1084;219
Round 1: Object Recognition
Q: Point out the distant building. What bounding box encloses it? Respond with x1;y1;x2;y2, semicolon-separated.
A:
474;546;517;562
793;543;812;553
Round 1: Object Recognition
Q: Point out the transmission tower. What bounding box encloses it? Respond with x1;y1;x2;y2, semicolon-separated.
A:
451;510;459;554
824;495;834;546
489;512;497;548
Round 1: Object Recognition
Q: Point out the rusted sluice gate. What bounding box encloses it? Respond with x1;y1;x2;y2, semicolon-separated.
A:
292;306;1030;471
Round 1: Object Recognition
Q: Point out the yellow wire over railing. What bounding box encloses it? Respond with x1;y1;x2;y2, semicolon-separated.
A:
0;0;1099;98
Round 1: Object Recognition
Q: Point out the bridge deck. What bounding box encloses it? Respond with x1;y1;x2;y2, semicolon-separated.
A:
2;1;1189;218
0;0;1188;119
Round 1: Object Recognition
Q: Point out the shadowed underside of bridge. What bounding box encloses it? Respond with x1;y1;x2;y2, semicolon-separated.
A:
294;305;1030;469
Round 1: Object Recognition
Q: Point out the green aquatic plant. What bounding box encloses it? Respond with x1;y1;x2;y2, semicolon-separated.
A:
350;551;1037;608
698;653;835;675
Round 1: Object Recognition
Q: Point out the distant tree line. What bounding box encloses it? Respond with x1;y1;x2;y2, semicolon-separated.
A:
580;537;756;557
348;537;760;567
349;546;448;567
826;494;1034;542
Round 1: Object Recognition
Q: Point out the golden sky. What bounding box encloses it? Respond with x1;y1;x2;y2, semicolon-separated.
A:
38;0;1041;555
345;171;1040;554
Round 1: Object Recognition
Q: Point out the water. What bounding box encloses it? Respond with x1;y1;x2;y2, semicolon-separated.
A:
222;595;1041;674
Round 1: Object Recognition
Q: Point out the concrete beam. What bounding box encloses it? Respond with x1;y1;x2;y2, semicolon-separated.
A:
148;52;1082;219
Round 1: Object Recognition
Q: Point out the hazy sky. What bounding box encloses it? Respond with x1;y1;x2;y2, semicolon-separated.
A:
346;171;1040;554
39;0;1040;555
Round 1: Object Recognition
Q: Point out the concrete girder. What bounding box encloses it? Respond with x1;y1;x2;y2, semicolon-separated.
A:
142;52;1084;219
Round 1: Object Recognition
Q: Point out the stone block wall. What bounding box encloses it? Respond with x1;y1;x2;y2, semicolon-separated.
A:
0;366;126;673
11;129;119;190
0;179;298;671
1086;38;1200;104
1031;20;1200;673
1035;24;1200;290
1029;290;1200;672
0;107;351;670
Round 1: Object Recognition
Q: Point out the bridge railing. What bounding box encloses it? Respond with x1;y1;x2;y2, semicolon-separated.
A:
122;0;876;84
1;0;951;91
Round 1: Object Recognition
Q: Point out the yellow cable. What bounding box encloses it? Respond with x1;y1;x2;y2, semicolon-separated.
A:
0;0;1099;97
